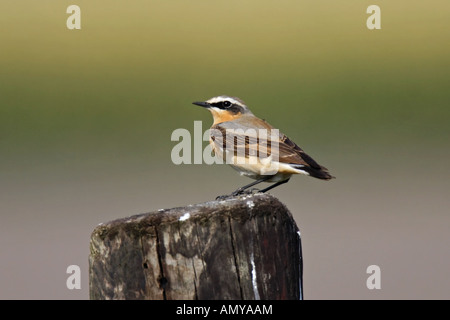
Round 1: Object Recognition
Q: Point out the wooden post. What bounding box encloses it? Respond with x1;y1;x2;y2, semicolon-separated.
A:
89;193;303;300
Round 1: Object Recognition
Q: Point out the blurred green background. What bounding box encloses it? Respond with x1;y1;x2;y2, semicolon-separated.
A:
0;1;449;299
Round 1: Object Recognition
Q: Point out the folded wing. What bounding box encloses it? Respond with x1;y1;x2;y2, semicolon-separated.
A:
211;119;334;180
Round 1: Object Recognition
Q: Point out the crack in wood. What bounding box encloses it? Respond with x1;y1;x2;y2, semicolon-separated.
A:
154;226;167;300
227;214;244;299
191;259;199;300
297;229;304;300
194;221;207;273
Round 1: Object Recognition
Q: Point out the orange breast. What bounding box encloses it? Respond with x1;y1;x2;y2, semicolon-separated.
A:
210;109;242;125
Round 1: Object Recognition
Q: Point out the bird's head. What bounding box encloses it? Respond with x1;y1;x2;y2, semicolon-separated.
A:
193;95;253;124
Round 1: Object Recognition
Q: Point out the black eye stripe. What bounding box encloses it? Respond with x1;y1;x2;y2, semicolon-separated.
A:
209;101;242;114
211;101;233;109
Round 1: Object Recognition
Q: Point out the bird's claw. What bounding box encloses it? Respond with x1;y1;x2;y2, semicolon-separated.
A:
233;188;261;196
215;194;232;201
216;188;261;200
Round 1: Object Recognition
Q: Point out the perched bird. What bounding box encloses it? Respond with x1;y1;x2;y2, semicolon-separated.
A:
193;95;334;196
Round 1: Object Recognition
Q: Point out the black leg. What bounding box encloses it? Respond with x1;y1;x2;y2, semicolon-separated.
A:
259;178;290;193
231;176;272;196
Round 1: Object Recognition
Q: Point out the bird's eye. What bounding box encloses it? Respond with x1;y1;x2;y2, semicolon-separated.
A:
223;101;232;108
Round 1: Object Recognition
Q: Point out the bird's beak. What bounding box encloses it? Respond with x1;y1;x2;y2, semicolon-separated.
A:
192;101;211;108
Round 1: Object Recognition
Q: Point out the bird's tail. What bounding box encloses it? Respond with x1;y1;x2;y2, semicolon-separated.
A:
292;164;335;180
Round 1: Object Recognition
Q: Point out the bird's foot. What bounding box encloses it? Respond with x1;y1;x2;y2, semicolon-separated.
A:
215;194;233;201
242;188;262;195
215;188;261;200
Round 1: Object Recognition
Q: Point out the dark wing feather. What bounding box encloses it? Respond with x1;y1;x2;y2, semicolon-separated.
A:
278;134;333;179
211;120;334;180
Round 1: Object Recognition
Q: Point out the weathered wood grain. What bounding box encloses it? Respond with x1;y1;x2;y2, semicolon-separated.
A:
89;193;303;300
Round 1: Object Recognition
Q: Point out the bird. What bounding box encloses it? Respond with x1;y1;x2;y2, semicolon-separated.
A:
192;95;334;196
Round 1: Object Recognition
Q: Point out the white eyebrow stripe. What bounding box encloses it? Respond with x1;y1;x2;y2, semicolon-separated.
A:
206;96;244;106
